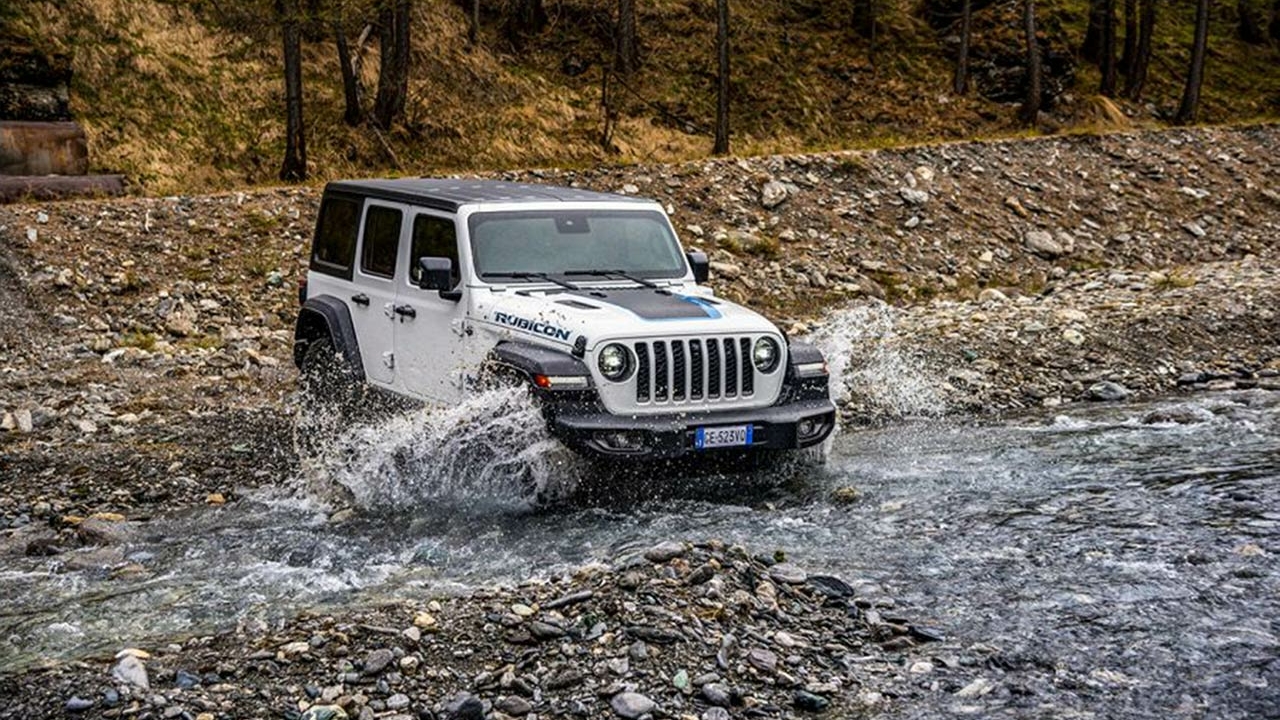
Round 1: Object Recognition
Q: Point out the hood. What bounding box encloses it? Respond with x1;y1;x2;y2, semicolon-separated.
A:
471;284;779;350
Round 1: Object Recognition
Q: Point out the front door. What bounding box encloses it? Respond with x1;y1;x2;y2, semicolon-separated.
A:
350;201;405;385
393;210;472;404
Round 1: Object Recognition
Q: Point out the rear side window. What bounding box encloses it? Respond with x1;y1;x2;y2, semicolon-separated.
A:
361;205;403;279
411;215;460;288
311;196;361;276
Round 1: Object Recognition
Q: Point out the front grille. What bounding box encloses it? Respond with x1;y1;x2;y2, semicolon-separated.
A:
634;337;756;405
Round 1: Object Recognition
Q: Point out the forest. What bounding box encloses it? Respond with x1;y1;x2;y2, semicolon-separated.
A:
3;0;1278;191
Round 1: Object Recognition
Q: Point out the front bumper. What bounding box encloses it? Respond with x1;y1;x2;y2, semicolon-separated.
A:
545;398;836;460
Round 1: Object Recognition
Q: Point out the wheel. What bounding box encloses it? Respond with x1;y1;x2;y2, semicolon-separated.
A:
300;336;359;412
294;336;360;469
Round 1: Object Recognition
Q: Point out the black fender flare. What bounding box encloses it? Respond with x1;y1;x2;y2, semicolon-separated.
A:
294;295;365;381
487;340;592;381
786;340;825;367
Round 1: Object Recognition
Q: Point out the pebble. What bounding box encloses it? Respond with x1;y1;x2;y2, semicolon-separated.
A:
496;696;532;715
748;648;779;673
385;693;410;710
702;683;732;707
1087;381;1131;402
362;648;394;675
955;677;994;698
610;691;657;719
794;690;830;712
300;707;348;720
443;692;484;720
65;697;93;712
768;563;807;584
111;654;150;691
643;540;687;562
702;709;731;720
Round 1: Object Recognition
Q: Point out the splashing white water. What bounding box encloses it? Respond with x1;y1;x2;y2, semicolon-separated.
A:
805;302;946;422
294;387;584;511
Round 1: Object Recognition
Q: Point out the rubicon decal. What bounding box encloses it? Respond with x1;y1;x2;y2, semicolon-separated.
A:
493;312;572;342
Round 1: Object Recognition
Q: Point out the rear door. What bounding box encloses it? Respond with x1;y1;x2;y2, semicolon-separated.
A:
350;200;406;385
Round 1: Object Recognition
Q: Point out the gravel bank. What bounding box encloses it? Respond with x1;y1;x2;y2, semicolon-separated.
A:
0;124;1278;713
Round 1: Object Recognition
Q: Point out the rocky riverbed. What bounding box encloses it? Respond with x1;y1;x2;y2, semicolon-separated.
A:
0;540;961;719
0;124;1278;716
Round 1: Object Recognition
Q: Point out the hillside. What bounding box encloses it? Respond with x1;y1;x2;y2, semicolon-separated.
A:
3;0;1278;194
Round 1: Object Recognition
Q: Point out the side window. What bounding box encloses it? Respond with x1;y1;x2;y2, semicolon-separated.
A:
360;205;402;279
311;196;360;275
410;214;460;288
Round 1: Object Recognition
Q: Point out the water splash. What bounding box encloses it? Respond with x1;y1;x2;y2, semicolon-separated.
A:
293;387;584;512
805;302;946;422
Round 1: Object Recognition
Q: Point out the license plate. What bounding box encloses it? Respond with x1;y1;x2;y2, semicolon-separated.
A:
695;424;753;450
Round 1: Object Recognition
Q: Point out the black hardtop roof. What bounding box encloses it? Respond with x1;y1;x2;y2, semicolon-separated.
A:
323;178;651;212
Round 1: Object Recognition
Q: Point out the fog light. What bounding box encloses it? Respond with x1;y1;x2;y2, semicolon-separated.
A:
598;430;646;451
798;419;816;437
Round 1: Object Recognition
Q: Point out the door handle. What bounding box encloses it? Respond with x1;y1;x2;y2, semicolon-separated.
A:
394;304;416;319
351;293;370;306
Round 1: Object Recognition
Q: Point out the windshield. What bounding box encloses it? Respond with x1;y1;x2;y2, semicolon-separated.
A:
468;209;687;280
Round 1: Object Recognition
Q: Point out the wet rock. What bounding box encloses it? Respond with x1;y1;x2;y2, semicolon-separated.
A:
955;677;994;698
807;575;855;599
610;691;656;718
76;517;132;546
794;690;830;712
768;563;807;584
830;486;861;505
644;540;687;563
112;654;150;691
1087;381;1131;402
685;563;716;585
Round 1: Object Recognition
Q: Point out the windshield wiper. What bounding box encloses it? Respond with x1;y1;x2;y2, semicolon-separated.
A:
481;271;581;292
564;269;669;293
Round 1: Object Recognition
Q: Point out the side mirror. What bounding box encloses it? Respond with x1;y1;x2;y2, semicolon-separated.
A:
417;256;456;296
686;251;709;284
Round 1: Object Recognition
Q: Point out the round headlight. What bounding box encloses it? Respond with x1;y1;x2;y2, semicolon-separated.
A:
753;337;781;373
597;343;633;381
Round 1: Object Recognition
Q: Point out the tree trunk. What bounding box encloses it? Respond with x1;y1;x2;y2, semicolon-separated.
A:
1238;0;1268;42
1120;0;1137;73
954;0;972;94
1100;0;1118;95
714;0;730;155
373;0;411;130
335;21;364;126
505;0;547;49
1175;0;1210;124
1125;0;1155;99
469;0;480;47
1021;0;1041;126
852;0;875;39
1271;0;1280;41
279;0;307;181
616;0;639;76
1081;0;1105;63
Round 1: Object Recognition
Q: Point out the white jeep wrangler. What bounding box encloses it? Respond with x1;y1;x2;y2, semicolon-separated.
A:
294;179;835;462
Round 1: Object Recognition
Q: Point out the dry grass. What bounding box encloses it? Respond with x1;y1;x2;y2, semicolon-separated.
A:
6;0;1278;193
